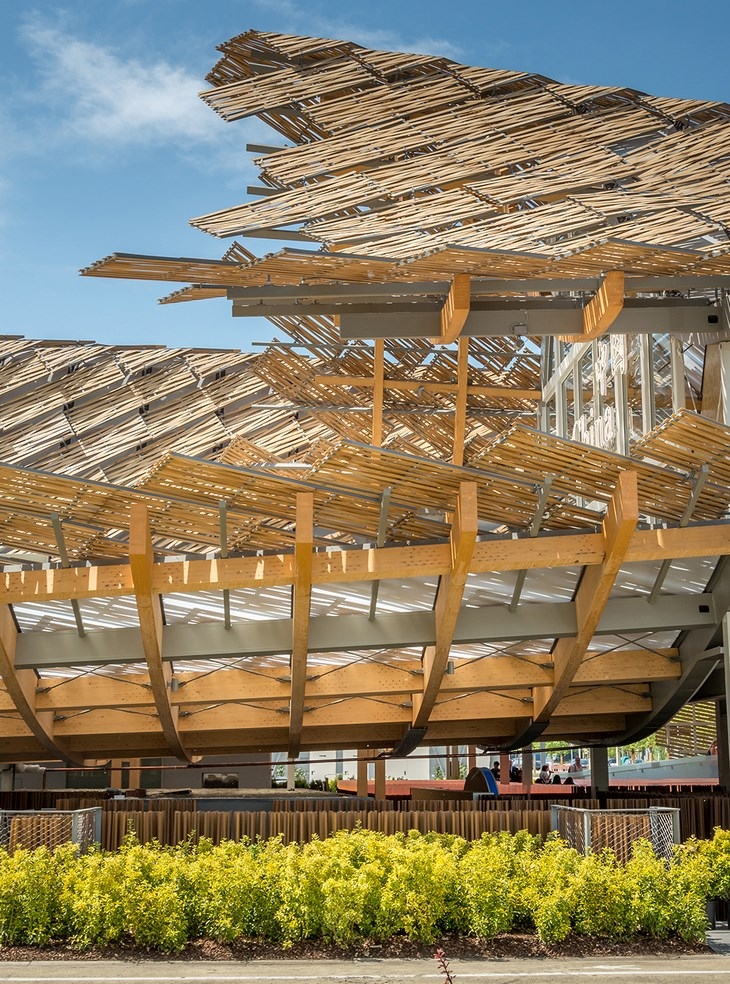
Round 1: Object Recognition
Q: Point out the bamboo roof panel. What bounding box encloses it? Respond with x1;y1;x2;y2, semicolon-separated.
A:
267;314;345;347
81;253;283;287
135;451;446;546
158;31;730;276
473;424;730;523
201;62;377;122
158;286;228;304
82;232;730;294
0;463;219;559
0;338;332;495
632;411;730;490
309;441;600;531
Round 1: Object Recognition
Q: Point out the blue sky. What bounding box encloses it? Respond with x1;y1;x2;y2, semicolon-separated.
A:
1;0;729;351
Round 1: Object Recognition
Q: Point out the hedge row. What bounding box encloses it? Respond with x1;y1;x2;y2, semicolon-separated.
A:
0;827;727;951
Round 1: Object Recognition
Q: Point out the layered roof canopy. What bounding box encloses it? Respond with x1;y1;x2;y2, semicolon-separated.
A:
1;32;729;765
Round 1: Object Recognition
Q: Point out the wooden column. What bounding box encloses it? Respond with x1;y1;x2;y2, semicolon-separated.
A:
500;752;511;785
590;746;610;797
446;744;461;779
468;745;478;771
521;747;533;792
371;338;385;447
288;493;313;758
374;755;386;800
128;759;142;790
110;759;123;789
452;336;469;466
356;750;369;797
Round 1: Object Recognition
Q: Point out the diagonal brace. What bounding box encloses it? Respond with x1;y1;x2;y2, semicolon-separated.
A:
531;469;639;722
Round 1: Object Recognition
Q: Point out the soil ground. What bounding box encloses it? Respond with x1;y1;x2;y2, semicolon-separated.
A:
0;934;711;962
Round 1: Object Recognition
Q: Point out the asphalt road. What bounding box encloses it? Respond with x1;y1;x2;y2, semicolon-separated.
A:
1;957;730;983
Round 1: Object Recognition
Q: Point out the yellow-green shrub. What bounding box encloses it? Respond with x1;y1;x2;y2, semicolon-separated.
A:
0;825;723;950
458;833;517;938
375;831;462;942
0;845;70;945
572;849;638;939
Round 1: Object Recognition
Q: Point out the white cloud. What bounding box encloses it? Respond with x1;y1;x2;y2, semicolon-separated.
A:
20;16;222;146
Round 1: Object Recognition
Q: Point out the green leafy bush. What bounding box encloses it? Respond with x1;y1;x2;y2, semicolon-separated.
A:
458;833;517;938
572;849;638;939
0;845;71;945
375;831;462;942
0;825;725;950
185;836;284;942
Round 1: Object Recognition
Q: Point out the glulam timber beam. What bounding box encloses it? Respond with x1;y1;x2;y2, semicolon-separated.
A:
288;492;313;758
371;338;385;446
532;470;639;723
412;483;478;729
47;688;645;738
312;376;542;400
560;271;625;343
452;337;469;466
0;700;651;760
0;604;80;764
550;685;651;717
129;503;189;762
3;646;679;716
1;522;729;608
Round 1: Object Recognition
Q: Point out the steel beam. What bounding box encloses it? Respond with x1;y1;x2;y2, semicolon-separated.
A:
13;591;718;671
337;303;721;339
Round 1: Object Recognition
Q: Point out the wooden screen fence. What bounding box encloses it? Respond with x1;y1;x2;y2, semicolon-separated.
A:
0;791;727;848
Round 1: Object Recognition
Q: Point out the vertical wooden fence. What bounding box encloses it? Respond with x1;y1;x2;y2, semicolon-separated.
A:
0;790;727;848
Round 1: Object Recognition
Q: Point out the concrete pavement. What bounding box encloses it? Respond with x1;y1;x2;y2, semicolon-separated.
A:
1;955;730;983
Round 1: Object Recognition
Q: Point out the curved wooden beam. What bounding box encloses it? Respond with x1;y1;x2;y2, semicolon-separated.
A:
0;604;81;764
531;469;639;724
412;482;478;730
560;271;624;342
433;274;471;345
129;503;189;762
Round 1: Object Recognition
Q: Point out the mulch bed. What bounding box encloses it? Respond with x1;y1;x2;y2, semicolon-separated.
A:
0;934;712;962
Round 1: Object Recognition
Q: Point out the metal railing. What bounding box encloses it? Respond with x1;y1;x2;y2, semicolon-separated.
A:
551;804;680;862
0;808;101;854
